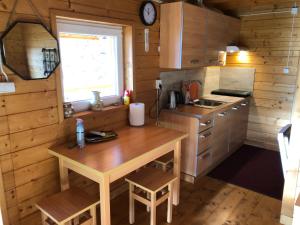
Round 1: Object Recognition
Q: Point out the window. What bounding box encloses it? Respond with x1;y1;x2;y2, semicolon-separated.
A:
57;19;124;111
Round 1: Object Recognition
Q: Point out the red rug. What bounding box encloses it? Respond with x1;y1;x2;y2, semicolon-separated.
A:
208;145;284;200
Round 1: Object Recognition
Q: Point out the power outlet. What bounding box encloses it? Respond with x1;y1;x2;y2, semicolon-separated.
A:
291;6;298;15
0;82;16;93
155;79;162;89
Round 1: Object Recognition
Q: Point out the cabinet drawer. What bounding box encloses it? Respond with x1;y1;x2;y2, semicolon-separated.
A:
196;149;212;176
199;117;213;133
198;128;212;155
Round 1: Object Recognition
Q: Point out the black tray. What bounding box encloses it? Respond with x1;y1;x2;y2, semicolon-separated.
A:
85;131;118;143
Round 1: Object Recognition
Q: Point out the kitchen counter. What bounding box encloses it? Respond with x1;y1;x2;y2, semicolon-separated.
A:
163;95;245;119
159;94;250;183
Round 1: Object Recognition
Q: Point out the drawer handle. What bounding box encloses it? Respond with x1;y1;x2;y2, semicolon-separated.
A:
200;120;212;126
218;112;227;117
200;132;212;139
190;59;200;64
232;106;240;110
241;102;248;106
199;152;211;160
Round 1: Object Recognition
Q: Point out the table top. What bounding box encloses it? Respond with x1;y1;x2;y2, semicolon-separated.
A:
49;125;187;174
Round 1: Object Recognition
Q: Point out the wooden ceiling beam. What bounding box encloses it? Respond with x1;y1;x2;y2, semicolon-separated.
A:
203;0;300;16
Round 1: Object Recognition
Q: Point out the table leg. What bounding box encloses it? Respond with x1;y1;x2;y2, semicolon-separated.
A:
173;140;181;205
100;175;111;225
59;158;69;191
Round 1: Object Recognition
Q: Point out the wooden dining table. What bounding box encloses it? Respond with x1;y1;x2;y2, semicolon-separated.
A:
49;125;188;225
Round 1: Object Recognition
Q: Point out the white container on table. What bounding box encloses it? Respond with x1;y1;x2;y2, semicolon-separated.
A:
129;103;145;126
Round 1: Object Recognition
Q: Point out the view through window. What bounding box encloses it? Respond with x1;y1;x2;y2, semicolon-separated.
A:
57;19;123;106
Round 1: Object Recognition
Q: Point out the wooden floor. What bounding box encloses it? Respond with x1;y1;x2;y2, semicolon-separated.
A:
110;176;282;225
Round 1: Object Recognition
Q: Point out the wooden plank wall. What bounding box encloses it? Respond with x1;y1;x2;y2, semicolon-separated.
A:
281;51;300;224
226;13;300;151
0;0;159;224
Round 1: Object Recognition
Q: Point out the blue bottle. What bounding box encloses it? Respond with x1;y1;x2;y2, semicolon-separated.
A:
76;118;85;149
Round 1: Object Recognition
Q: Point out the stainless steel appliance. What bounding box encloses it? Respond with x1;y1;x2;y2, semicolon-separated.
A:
168;90;184;109
169;91;176;109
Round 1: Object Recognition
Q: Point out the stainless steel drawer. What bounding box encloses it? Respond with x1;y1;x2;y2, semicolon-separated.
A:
197;128;212;155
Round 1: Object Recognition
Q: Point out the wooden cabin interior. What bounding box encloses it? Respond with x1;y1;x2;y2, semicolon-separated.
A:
0;0;300;225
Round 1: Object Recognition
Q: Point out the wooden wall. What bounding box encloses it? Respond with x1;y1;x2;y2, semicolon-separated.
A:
0;0;159;224
226;13;300;151
281;43;300;225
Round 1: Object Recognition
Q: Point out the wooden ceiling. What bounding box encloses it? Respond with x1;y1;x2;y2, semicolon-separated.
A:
203;0;300;16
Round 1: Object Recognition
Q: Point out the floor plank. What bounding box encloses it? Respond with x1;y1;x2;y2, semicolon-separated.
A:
110;176;283;225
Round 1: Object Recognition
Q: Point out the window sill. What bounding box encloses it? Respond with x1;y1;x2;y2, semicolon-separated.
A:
73;104;128;118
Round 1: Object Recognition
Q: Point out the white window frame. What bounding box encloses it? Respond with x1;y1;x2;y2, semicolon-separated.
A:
57;19;124;112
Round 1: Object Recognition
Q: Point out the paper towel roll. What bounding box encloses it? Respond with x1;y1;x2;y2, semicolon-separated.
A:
129;103;145;126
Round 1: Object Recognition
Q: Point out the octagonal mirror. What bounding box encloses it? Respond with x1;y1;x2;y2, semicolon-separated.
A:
0;22;60;80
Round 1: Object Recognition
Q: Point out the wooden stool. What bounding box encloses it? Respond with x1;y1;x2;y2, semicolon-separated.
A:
125;167;177;225
36;188;99;225
153;152;173;172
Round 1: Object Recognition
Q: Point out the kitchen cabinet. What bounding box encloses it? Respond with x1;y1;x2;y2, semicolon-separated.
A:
196;148;212;176
160;2;240;69
160;2;206;69
205;10;240;66
159;98;249;184
229;100;250;152
159;112;213;182
197;128;212;155
211;107;231;163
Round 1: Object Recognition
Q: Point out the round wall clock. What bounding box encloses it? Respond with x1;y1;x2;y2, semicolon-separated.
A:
139;1;157;26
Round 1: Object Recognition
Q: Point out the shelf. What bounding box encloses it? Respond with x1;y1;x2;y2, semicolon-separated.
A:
73;104;128;118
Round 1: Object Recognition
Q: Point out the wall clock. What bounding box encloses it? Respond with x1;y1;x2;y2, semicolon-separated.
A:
139;1;157;26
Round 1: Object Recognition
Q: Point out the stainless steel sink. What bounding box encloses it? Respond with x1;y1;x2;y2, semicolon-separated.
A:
191;99;224;108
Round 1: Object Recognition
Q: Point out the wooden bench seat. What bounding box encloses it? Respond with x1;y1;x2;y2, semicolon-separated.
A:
126;167;177;225
126;167;176;192
154;152;174;172
36;188;99;225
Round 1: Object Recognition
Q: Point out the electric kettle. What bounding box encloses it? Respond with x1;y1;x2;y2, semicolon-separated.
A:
169;91;176;109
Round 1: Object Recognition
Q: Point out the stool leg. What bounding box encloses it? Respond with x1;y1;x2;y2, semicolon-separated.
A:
167;182;174;223
129;183;135;224
150;192;156;225
73;217;80;225
162;164;167;172
147;192;151;212
90;205;97;225
41;213;47;225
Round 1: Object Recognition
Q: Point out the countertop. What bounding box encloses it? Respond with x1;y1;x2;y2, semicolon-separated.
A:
162;94;245;119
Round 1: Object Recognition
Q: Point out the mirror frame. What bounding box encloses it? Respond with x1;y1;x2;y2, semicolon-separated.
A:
0;21;61;80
